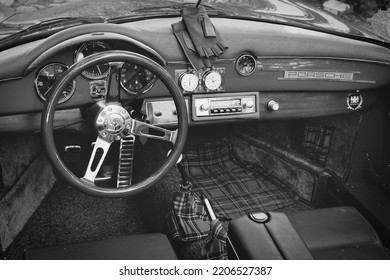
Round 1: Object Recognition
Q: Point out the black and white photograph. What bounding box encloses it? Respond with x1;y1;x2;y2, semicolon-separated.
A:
0;0;389;278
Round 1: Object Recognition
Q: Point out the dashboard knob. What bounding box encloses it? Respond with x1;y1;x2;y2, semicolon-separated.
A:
200;103;210;111
267;100;280;111
244;101;254;109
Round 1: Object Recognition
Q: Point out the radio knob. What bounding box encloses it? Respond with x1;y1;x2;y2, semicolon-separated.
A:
200;103;210;111
267;100;280;111
247;101;254;109
243;100;254;109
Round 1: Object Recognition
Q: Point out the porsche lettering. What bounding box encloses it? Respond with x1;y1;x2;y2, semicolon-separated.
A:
284;71;354;80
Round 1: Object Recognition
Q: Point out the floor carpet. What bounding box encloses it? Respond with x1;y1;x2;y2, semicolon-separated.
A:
173;138;312;259
5;182;148;259
179;138;311;220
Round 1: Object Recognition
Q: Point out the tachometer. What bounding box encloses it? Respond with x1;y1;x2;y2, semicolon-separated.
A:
120;63;156;95
75;41;112;79
34;63;76;104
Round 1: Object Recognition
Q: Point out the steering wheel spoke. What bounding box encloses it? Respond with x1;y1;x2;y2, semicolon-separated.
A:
105;62;123;104
127;119;178;144
83;136;112;183
117;135;136;188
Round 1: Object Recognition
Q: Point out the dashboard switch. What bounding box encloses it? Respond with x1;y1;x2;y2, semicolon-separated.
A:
267;100;280;111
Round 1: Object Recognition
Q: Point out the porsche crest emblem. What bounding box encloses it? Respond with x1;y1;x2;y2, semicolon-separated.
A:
347;93;363;110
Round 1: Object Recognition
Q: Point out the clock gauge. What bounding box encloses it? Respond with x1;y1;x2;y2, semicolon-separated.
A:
179;72;199;92
204;70;222;91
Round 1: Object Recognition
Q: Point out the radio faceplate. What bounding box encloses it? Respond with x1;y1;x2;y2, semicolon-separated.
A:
192;92;260;121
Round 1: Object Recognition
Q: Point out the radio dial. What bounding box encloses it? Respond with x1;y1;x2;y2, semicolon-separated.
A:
244;101;254;109
200;103;210;111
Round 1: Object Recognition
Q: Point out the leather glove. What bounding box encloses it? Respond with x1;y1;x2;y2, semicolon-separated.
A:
172;20;212;70
181;6;228;58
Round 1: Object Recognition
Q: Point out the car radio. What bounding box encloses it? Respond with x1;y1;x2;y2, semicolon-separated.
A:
192;92;259;121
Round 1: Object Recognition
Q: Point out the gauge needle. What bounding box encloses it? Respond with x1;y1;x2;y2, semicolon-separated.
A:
97;65;102;74
124;69;143;88
46;85;53;95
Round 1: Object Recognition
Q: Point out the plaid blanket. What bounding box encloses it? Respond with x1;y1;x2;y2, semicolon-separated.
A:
166;182;211;242
201;219;228;260
178;138;309;220
165;182;228;259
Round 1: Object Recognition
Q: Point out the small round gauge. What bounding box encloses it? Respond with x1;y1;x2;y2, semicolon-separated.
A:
235;54;257;76
179;72;199;92
120;63;156;95
203;70;222;91
34;63;76;104
75;41;112;79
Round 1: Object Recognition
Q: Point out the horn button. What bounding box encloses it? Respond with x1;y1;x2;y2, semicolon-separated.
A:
96;104;131;142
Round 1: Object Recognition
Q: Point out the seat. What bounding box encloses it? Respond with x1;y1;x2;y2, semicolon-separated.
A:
227;207;390;260
25;233;177;260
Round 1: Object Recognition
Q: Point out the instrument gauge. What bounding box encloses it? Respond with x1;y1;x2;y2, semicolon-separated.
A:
179;72;199;92
204;70;222;91
75;41;112;79
120;63;157;95
34;63;76;104
235;54;257;76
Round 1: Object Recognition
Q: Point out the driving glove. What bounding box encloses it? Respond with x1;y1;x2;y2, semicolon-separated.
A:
181;6;228;58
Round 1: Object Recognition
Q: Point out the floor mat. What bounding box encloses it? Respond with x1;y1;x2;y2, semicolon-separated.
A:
179;138;311;220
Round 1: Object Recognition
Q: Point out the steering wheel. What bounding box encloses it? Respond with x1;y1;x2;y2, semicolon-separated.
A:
41;51;188;198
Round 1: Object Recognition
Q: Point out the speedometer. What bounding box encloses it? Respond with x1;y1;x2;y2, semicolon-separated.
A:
34;63;76;104
120;63;156;95
75;41;112;79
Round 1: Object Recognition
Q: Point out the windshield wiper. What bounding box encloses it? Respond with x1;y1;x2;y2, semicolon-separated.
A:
0;16;105;51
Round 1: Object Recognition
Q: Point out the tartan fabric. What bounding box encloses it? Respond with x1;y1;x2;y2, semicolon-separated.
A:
201;220;228;260
179;138;309;220
165;182;211;242
301;124;333;166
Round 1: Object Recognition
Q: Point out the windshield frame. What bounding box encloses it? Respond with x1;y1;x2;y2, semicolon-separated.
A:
0;0;388;50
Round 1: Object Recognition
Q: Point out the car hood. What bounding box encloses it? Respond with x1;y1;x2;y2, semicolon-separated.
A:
0;0;381;41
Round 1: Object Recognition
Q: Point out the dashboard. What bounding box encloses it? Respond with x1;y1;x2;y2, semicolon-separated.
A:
1;17;390;132
34;40;157;104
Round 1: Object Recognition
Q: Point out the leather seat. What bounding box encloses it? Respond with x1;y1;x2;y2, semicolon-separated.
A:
26;233;177;260
228;207;390;260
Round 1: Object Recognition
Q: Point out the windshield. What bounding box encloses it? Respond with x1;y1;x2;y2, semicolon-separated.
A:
0;0;387;43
